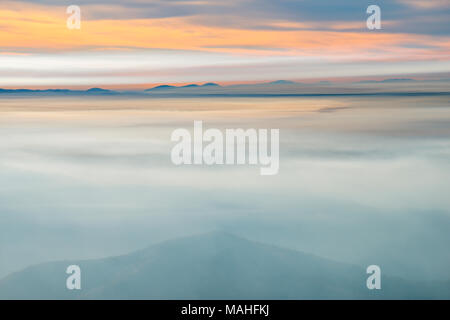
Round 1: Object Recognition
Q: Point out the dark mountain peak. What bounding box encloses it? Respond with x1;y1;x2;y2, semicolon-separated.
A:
0;231;446;299
357;78;416;84
179;230;245;244
86;87;111;93
380;78;416;83
0;88;116;95
202;82;220;87
136;231;252;256
146;84;176;91
268;80;296;85
145;83;220;92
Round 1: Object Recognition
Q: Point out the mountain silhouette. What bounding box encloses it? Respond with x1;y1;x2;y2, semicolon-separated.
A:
0;87;116;95
85;87;114;94
267;80;297;85
202;82;220;87
1;79;448;97
145;84;177;91
0;232;447;300
356;78;417;84
145;83;220;91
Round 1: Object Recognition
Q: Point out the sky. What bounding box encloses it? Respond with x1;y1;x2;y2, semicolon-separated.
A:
0;0;449;88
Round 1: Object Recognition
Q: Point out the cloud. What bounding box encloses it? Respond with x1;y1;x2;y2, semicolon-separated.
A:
7;0;450;34
398;0;450;9
0;0;449;85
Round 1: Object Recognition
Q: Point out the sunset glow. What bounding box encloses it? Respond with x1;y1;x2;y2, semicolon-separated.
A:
1;0;449;87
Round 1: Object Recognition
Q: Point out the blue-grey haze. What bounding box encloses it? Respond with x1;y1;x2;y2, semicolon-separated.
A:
0;94;449;298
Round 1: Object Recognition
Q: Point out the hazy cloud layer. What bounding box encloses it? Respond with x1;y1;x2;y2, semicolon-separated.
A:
14;0;450;34
1;0;449;86
1;95;449;281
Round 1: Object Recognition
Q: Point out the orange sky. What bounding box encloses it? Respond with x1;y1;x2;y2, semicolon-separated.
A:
0;0;449;88
1;2;449;57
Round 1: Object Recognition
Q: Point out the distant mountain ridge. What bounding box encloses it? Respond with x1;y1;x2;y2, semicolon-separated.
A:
0;87;116;95
267;80;297;85
1;79;449;97
0;232;448;300
356;78;417;84
145;82;220;91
